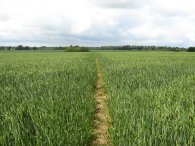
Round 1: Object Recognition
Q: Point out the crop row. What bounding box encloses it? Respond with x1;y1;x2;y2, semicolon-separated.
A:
1;51;195;145
0;52;96;145
99;52;195;145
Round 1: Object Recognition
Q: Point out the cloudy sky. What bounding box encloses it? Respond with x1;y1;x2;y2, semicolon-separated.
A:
0;0;195;47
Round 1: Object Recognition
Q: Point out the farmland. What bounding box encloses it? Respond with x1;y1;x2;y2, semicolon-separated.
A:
99;52;195;145
0;51;195;145
0;52;96;145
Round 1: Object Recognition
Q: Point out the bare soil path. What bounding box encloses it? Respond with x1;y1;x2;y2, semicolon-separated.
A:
91;59;111;146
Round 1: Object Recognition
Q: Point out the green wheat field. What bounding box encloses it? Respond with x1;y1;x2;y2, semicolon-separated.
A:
0;51;195;145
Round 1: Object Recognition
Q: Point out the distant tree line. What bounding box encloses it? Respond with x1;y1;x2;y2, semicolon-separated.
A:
188;47;195;52
0;46;13;50
1;45;195;52
0;45;89;51
99;45;187;52
64;45;89;52
15;45;38;50
0;45;38;50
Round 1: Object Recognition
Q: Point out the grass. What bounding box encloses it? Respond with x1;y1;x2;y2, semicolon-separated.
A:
1;51;195;145
0;52;96;145
98;52;195;145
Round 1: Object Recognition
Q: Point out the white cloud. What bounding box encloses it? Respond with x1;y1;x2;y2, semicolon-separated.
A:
89;0;151;9
0;0;195;47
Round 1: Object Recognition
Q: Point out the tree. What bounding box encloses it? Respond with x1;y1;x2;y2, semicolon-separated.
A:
188;47;195;52
23;46;30;50
64;45;89;52
0;46;5;50
16;45;31;50
32;47;38;50
16;45;24;50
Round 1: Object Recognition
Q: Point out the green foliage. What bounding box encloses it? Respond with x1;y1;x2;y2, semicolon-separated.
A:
98;52;195;145
32;47;38;50
64;46;89;52
0;52;96;145
99;45;186;51
188;47;195;52
0;46;12;50
15;45;31;50
1;51;195;145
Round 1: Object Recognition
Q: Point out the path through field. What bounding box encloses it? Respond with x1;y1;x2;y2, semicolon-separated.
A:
92;59;111;146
